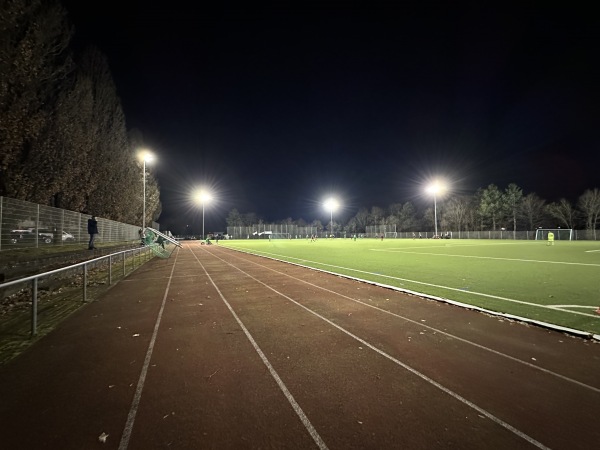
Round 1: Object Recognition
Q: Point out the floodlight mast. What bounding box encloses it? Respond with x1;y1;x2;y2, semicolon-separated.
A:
195;190;212;240
426;182;445;237
324;198;339;237
139;150;154;229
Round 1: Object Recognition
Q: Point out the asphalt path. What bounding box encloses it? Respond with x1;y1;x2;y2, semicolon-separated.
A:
1;242;599;449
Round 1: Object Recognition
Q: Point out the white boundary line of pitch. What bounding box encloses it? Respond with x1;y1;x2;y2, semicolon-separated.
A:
222;245;600;341
223;250;600;395
232;248;599;318
372;248;600;268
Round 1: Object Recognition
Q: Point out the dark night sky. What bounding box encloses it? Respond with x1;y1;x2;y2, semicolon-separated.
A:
62;1;599;232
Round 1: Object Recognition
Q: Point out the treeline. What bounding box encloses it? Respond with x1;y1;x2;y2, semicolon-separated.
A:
0;0;160;225
226;184;600;237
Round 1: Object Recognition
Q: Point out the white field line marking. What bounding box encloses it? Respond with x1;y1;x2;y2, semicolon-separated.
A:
230;248;599;319
225;252;600;395
118;249;179;450
207;249;551;450
391;241;531;250
371;249;600;267
585;249;600;253
550;305;598;310
191;248;329;450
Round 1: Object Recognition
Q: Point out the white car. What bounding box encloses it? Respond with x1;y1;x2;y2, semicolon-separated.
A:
31;229;76;242
61;231;75;241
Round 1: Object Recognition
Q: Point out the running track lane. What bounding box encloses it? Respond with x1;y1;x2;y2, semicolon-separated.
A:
0;242;598;449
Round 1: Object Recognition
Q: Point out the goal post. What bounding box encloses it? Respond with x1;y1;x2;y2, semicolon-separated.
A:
384;232;398;238
270;232;291;239
535;229;573;241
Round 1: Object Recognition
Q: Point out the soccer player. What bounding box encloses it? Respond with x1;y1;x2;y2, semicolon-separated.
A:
547;232;555;246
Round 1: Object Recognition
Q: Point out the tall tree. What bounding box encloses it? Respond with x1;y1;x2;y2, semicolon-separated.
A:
350;207;370;233
519;193;546;230
397;202;417;231
578;188;600;240
503;183;523;234
0;0;72;198
226;208;244;227
386;203;402;228
478;184;504;230
311;219;324;231
242;212;259;226
43;67;93;210
370;206;385;226
546;199;578;229
77;47;134;220
444;196;470;232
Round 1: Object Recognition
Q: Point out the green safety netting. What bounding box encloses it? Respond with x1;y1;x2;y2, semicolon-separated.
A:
143;228;179;258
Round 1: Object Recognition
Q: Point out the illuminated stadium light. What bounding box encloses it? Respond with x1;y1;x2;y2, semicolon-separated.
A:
324;198;339;236
138;150;155;229
426;181;446;238
193;189;213;240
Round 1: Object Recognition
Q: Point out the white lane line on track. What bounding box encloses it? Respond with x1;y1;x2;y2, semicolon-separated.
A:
118;249;180;450
205;248;550;450
227;252;600;395
192;247;329;450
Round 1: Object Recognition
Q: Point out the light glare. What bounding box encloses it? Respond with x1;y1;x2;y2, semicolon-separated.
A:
193;189;212;205
324;198;339;211
426;181;445;195
139;149;154;163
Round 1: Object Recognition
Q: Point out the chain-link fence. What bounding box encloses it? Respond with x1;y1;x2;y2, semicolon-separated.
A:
0;196;151;251
227;225;322;239
226;223;594;240
364;226;593;240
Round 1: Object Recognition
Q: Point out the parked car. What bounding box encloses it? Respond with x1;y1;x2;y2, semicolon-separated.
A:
61;231;75;241
10;229;53;244
37;229;54;242
35;229;76;242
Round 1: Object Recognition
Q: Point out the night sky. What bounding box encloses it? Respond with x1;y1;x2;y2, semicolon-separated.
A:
63;1;599;232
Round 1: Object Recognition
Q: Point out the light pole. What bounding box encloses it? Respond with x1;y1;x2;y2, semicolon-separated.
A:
324;198;339;237
426;182;445;237
139;150;154;230
194;190;212;240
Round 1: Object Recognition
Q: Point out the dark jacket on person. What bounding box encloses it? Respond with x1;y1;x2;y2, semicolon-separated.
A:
88;217;99;235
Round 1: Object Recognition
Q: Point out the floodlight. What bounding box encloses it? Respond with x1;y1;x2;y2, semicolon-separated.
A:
193;189;213;240
324;198;339;212
425;181;446;237
138;149;155;228
324;198;339;236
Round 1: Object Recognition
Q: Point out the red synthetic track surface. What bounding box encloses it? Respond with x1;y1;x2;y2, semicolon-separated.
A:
1;242;599;449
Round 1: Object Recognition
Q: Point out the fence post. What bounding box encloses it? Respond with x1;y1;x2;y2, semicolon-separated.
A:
83;264;87;302
36;204;40;248
0;196;3;252
31;278;38;336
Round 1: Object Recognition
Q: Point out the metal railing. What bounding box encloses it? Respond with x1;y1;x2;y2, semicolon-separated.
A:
0;245;153;336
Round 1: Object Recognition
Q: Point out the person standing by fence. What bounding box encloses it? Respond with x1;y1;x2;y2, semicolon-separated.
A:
88;215;98;250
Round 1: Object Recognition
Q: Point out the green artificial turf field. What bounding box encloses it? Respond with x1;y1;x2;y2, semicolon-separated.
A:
220;237;600;335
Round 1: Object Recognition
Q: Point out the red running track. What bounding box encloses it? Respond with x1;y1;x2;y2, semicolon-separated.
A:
1;242;599;449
